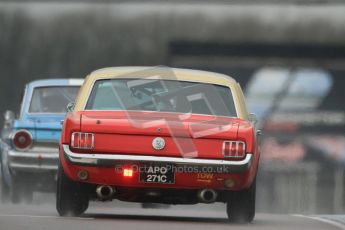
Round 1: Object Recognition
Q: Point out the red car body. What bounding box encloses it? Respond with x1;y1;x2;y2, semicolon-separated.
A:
57;67;260;223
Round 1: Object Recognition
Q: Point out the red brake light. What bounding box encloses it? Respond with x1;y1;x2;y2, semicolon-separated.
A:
222;141;246;159
71;132;94;149
12;130;33;150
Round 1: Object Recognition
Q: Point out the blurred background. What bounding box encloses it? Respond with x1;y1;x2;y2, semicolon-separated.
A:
1;0;345;214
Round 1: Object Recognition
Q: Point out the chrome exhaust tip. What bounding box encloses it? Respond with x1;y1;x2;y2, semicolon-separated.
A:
197;189;217;203
96;185;115;201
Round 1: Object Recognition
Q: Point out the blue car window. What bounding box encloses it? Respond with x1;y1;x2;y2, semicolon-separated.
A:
29;86;79;113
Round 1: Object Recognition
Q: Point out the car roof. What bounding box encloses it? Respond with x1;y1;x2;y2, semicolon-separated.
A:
87;66;237;85
27;79;84;88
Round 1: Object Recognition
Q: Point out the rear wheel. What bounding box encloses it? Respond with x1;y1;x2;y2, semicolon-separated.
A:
10;174;34;204
1;179;10;203
226;179;256;223
0;167;10;203
56;164;89;216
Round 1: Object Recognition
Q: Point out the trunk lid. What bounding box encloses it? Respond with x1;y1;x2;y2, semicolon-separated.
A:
81;111;239;139
79;111;240;159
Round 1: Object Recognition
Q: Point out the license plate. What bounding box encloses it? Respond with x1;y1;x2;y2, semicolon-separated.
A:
140;164;175;184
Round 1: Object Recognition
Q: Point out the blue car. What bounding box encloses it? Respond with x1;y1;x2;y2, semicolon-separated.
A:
0;79;83;203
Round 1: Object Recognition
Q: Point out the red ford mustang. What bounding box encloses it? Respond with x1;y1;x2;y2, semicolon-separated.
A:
57;67;261;223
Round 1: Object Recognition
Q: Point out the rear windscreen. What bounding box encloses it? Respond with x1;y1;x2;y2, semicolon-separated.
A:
85;79;237;117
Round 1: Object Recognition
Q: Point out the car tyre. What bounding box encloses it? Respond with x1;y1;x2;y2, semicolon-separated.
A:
10;174;34;204
56;164;89;217
10;185;21;204
22;186;34;204
1;178;10;203
0;167;10;203
226;179;256;223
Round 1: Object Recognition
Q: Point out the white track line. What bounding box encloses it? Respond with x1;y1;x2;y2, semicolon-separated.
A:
293;214;345;230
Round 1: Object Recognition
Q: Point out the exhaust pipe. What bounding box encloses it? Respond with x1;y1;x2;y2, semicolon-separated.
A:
198;189;217;203
96;185;115;201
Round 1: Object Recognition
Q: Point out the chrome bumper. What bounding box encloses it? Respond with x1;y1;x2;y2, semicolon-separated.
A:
8;148;59;171
62;144;253;173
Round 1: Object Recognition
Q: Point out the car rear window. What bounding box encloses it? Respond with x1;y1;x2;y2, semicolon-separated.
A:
85;79;237;117
29;86;79;113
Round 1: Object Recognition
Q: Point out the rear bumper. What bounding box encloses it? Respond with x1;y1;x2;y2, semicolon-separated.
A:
62;144;252;173
8;148;59;172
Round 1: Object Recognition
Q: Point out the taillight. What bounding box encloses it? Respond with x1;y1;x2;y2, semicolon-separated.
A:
12;130;33;150
71;132;94;149
222;141;246;159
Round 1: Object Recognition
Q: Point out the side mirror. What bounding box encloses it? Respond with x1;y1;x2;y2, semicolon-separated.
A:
66;102;75;112
248;113;258;125
4;110;15;122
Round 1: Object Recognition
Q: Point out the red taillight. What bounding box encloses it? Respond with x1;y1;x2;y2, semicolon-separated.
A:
71;132;94;149
222;141;246;159
12;130;33;150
